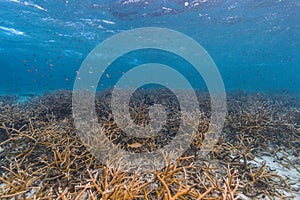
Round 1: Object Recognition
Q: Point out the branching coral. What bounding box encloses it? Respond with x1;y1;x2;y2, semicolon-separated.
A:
0;90;299;199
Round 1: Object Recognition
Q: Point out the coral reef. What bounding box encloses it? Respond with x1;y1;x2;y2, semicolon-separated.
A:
0;90;299;199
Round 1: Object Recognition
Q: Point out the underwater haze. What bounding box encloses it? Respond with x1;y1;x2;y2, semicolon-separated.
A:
1;1;300;199
0;0;299;95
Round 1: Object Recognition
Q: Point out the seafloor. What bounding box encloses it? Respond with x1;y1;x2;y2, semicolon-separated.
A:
0;90;299;200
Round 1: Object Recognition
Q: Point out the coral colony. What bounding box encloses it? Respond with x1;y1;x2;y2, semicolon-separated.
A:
0;89;299;199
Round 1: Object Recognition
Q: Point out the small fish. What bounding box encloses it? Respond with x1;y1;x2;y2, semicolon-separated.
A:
127;142;143;148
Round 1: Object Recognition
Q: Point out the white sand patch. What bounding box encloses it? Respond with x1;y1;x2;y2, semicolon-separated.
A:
250;155;300;199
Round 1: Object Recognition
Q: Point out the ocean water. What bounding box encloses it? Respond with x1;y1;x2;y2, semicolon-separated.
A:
0;0;300;199
0;0;299;95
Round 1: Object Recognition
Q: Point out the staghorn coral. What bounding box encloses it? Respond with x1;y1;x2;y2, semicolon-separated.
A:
0;90;299;199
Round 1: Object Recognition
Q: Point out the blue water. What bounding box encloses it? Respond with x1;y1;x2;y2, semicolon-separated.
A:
0;0;299;95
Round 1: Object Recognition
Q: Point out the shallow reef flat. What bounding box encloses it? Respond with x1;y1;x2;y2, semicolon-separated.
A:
0;90;299;199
